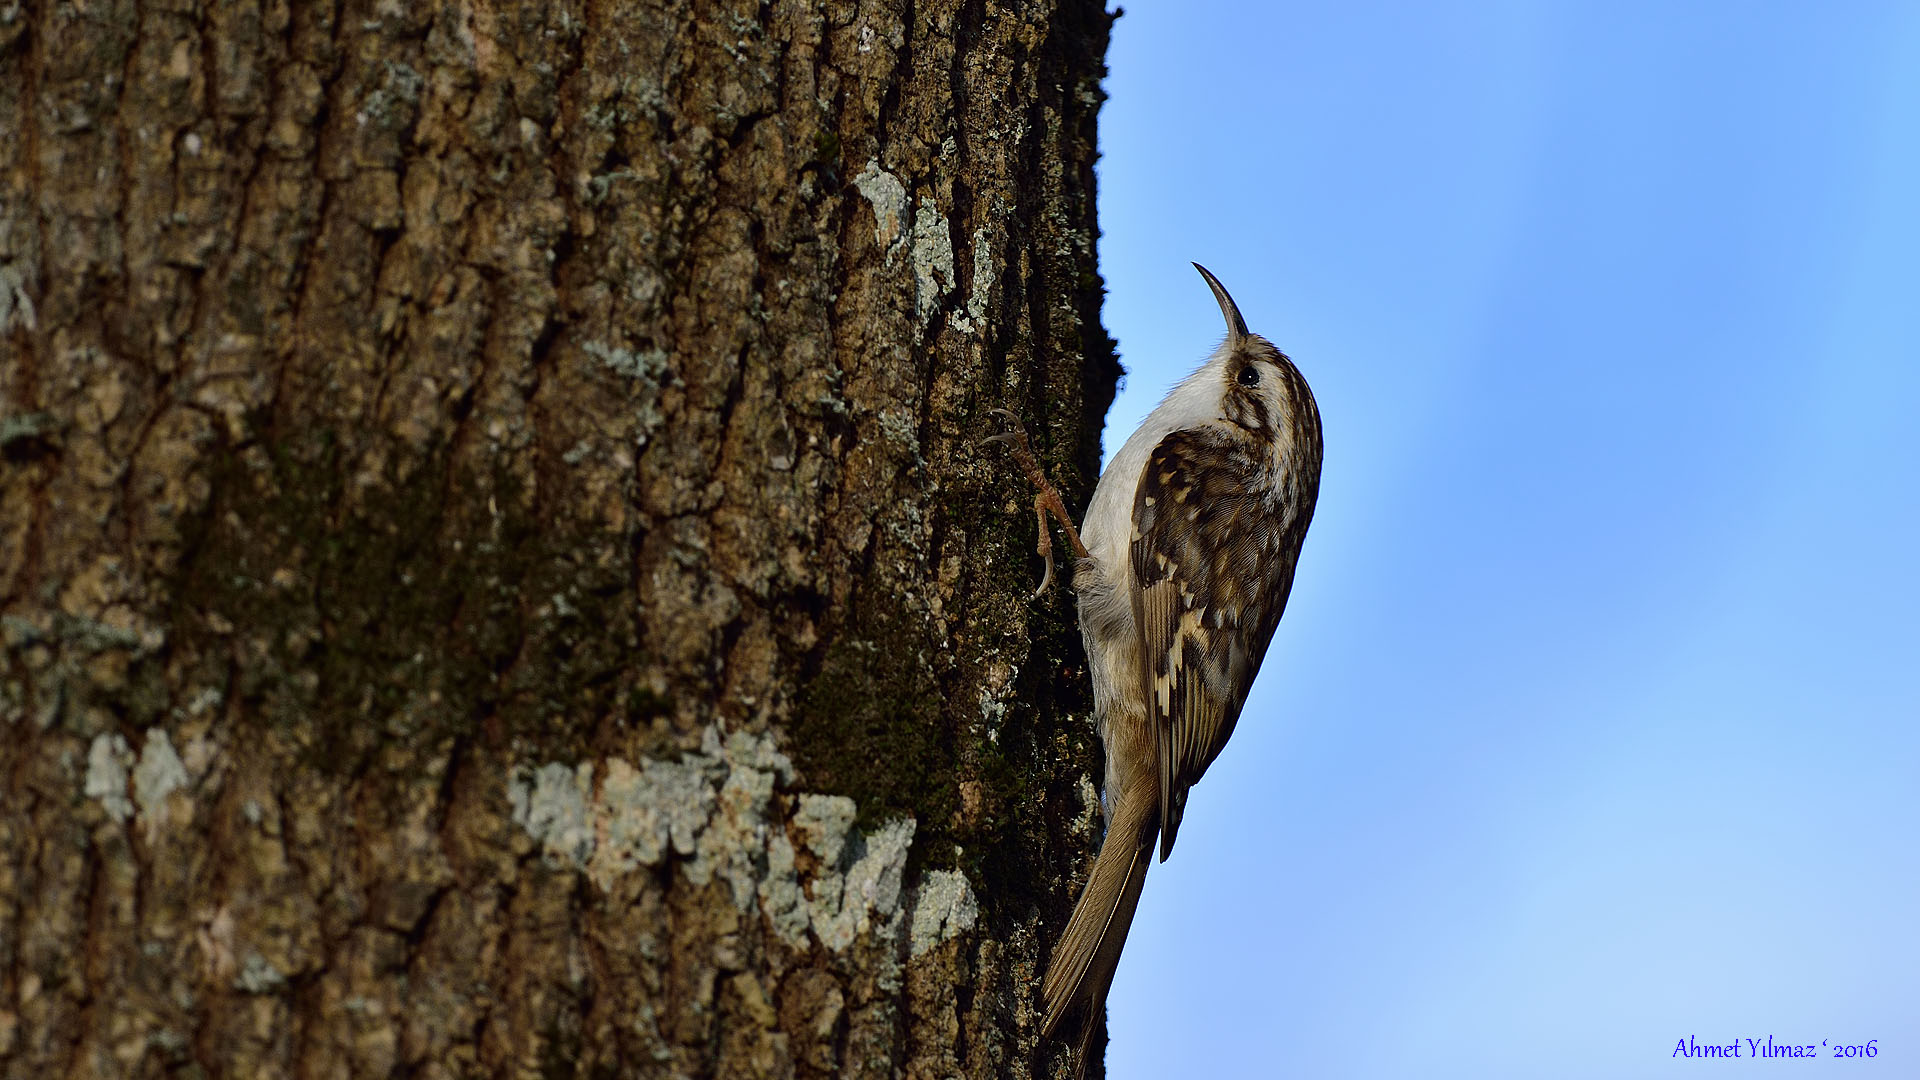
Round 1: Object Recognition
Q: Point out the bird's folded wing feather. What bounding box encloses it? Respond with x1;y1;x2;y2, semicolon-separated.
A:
1130;430;1290;860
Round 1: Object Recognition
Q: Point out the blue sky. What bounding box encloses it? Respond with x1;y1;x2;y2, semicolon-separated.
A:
1092;4;1920;1077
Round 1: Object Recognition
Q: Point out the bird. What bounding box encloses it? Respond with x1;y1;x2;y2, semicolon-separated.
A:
989;264;1323;1076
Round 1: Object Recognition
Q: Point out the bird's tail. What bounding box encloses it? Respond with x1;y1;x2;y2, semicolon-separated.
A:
1042;781;1158;1075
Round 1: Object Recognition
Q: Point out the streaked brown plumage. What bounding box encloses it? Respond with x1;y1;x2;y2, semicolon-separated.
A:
997;265;1321;1076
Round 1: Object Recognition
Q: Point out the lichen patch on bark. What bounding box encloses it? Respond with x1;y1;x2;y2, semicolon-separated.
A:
508;728;933;958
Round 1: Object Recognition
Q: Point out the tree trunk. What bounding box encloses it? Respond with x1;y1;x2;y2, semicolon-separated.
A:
1;0;1118;1077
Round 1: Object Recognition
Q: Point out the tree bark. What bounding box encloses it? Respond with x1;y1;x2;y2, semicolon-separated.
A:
1;0;1118;1077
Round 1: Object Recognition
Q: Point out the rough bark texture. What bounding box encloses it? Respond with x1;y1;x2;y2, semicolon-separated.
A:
0;0;1119;1077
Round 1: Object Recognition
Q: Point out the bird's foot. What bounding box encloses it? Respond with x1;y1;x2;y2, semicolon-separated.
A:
984;409;1091;596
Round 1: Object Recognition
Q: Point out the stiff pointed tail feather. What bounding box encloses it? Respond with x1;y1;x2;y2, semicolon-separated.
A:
1042;785;1158;1074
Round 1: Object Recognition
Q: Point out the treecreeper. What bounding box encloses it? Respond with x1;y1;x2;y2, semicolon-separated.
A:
991;264;1324;1077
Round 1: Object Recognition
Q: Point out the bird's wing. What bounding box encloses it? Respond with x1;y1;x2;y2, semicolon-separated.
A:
1131;428;1303;861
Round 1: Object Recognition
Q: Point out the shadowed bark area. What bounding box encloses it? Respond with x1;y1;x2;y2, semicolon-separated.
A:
0;0;1120;1077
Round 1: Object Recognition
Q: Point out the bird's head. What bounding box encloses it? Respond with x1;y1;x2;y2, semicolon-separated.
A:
1192;263;1317;447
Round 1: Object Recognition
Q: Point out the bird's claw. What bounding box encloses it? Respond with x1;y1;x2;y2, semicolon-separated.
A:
981;408;1030;449
1033;544;1055;598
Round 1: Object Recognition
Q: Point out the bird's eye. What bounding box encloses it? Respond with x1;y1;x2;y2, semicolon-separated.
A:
1237;365;1259;387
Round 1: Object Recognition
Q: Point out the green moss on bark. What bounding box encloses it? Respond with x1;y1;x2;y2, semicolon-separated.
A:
166;427;640;777
794;608;955;849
